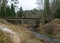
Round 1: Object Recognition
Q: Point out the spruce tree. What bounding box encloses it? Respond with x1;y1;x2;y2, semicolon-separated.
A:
44;0;51;23
54;0;60;18
6;7;11;18
17;7;23;18
0;3;5;17
11;4;15;18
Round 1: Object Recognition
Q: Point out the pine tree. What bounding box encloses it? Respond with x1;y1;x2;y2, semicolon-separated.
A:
0;0;2;11
43;0;51;23
0;0;8;18
17;7;23;18
2;0;7;18
16;7;23;25
55;0;60;18
6;7;11;18
11;4;15;18
0;3;5;17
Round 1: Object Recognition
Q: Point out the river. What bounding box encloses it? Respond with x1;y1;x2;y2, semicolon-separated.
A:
28;27;60;43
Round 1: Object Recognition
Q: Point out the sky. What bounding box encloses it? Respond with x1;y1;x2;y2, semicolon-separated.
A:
18;0;37;10
8;0;52;11
8;0;44;10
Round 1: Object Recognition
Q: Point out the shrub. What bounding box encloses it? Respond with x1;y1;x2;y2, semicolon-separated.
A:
44;24;54;35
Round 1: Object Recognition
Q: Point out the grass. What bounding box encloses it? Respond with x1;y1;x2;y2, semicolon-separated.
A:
6;24;44;43
1;18;60;42
0;30;4;43
0;29;13;43
38;19;60;39
0;19;44;43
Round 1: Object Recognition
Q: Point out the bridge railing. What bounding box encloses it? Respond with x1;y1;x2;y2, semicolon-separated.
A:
4;18;41;20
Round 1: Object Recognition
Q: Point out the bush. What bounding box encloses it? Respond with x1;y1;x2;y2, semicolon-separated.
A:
44;24;54;35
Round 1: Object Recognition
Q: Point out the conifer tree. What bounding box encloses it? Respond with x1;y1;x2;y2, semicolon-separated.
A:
6;7;11;18
17;7;23;18
43;0;51;24
10;4;15;18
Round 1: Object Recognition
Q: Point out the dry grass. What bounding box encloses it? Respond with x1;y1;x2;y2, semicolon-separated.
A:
0;19;44;43
38;19;60;39
0;30;13;43
6;24;44;43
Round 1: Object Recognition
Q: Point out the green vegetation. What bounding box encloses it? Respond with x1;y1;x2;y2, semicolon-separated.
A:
0;0;60;42
55;10;60;18
0;0;60;25
0;29;13;43
0;30;4;43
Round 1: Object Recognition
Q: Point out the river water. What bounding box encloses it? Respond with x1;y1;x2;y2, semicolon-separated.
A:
28;27;60;43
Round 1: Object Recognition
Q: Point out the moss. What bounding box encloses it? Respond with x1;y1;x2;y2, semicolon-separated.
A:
0;29;13;43
0;29;4;43
4;35;13;43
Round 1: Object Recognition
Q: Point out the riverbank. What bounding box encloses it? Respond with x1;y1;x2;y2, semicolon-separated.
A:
0;19;44;43
27;27;60;43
